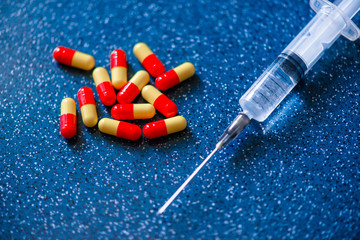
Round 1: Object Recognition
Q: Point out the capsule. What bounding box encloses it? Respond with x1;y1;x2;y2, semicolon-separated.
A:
92;67;116;106
111;103;155;120
110;49;127;90
155;62;195;91
60;98;77;139
117;70;149;104
133;43;165;77
53;46;95;70
143;116;187;139
98;118;141;141
141;85;177;117
77;87;98;127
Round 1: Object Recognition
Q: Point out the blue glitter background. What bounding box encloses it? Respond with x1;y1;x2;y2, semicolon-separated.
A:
0;0;359;239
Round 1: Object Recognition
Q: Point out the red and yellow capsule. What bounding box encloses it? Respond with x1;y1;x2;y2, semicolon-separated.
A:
53;46;95;70
117;70;149;104
77;87;98;127
111;103;155;120
60;98;77;139
98;118;141;141
110;49;127;90
141;85;177;118
133;43;165;77
143;116;187;139
93;67;116;106
155;62;195;91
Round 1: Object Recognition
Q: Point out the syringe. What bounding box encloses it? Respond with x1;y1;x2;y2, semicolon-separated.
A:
158;0;360;214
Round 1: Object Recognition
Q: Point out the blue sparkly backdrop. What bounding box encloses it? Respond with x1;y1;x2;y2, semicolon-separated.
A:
0;0;359;239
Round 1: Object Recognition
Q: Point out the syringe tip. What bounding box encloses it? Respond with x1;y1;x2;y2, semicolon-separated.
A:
156;148;219;214
217;113;250;149
157;204;169;214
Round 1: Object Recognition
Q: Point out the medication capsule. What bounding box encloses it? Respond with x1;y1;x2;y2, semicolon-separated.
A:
111;103;155;120
141;85;178;118
98;118;141;141
53;46;95;71
77;87;98;127
60;98;77;139
92;67;116;106
110;49;127;90
155;62;195;91
133;43;165;77
143;116;187;139
117;70;149;104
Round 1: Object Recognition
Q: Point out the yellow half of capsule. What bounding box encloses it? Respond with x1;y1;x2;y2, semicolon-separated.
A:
165;116;187;134
133;42;153;63
80;104;98;127
71;51;95;71
130;70;150;89
141;85;162;104
98;118;119;136
111;66;127;90
174;62;195;82
61;98;76;115
133;104;156;119
93;67;111;87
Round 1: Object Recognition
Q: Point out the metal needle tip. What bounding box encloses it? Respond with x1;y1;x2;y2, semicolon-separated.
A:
157;147;219;214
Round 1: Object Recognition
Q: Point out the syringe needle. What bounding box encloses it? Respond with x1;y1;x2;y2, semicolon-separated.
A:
157;147;219;214
157;113;250;214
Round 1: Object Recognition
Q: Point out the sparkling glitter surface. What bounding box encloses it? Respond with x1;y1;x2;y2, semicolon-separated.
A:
0;0;359;239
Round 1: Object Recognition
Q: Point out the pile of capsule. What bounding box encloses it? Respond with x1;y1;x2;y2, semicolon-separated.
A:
56;43;195;141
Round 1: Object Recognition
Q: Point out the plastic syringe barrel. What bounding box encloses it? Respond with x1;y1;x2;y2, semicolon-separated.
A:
239;52;306;122
239;0;360;122
285;0;360;71
336;0;360;18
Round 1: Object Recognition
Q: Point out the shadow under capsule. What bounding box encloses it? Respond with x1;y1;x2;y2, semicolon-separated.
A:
56;62;93;79
157;74;201;97
98;131;145;148
127;63;134;79
144;126;194;148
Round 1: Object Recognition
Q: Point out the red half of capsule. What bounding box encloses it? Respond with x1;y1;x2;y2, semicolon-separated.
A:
153;94;178;118
96;82;116;106
155;69;180;91
60;113;77;139
78;87;96;108
53;46;76;66
111;104;133;120
110;49;127;69
117;82;140;104
143;120;168;139
142;54;165;77
117;121;142;141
